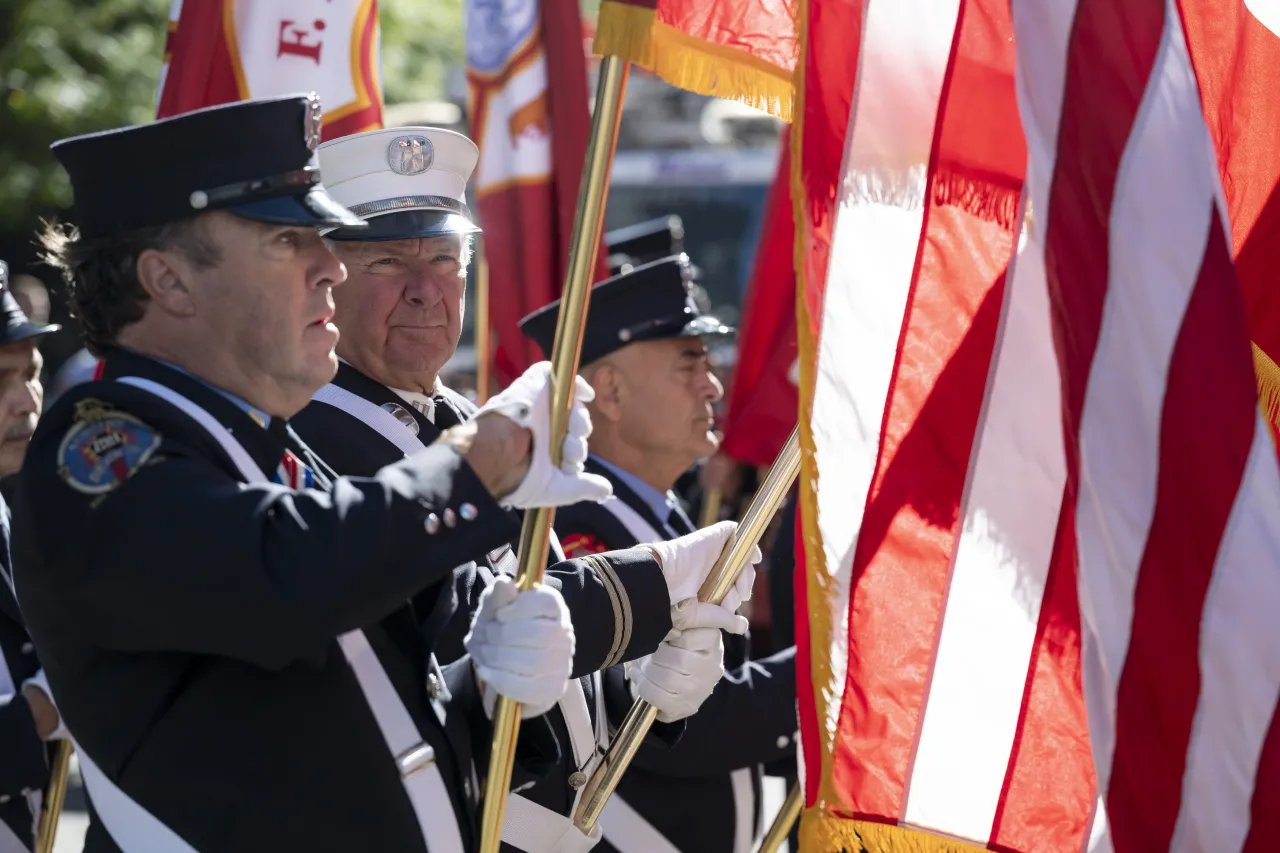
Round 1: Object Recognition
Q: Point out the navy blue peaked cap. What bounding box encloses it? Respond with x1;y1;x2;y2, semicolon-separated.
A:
52;95;364;240
0;261;60;345
519;255;733;365
604;216;684;276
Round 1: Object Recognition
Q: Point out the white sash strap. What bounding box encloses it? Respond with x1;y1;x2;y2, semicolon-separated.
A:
94;378;465;853
74;741;200;853
599;497;665;546
315;382;570;563
0;808;33;853
337;632;465;853
599;795;682;853
560;679;595;772
313;382;426;458
730;767;755;853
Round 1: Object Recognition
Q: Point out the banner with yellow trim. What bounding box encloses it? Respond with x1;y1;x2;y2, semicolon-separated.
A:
591;0;798;121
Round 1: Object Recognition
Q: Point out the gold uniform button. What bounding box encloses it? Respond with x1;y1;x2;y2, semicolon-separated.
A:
568;771;588;789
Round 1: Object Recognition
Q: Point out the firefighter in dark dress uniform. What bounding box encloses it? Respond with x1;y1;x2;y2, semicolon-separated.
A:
13;96;638;853
288;127;757;852
521;257;799;853
0;260;62;853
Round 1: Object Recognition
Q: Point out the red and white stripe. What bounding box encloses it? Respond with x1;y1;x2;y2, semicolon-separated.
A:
799;0;1280;847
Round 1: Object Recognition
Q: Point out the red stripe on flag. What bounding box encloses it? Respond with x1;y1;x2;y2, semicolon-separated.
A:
833;0;1024;816
1108;215;1256;849
795;0;861;345
989;501;1095;852
1044;0;1163;446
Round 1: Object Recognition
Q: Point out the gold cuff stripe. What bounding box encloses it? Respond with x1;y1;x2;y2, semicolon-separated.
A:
591;554;632;668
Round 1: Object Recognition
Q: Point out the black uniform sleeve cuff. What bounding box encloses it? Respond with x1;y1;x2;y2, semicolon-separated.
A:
549;548;672;678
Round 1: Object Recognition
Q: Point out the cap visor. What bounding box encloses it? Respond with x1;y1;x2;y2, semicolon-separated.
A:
324;209;481;242
0;322;61;346
229;187;365;228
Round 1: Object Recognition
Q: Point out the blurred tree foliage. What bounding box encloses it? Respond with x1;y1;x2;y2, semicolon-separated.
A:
0;0;466;233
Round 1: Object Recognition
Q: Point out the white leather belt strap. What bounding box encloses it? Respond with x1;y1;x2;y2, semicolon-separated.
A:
730;767;756;853
113;377;466;853
317;381;571;562
599;496;665;546
0;807;33;853
75;739;201;852
600;795;682;853
338;631;465;853
501;792;602;853
313;382;427;458
560;678;595;772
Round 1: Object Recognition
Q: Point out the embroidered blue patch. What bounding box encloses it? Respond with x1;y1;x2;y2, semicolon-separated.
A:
56;399;161;495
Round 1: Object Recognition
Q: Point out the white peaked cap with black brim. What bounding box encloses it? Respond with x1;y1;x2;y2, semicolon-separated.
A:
318;126;482;242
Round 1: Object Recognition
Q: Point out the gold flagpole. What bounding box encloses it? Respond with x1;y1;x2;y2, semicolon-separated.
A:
474;242;492;405
574;428;801;833
698;487;723;528
477;54;630;853
35;741;73;853
758;782;802;853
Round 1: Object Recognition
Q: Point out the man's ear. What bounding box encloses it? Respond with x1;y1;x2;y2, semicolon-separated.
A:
585;362;623;423
135;248;197;318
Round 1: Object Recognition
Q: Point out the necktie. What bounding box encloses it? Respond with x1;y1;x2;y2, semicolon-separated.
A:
274;450;313;490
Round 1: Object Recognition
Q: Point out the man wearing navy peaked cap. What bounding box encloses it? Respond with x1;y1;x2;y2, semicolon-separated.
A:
0;258;63;853
521;258;799;853
291;127;757;853
13;96;621;853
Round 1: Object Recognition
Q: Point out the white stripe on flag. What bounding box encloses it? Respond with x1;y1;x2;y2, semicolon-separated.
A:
810;0;960;745
903;208;1067;842
1170;423;1280;852
1074;9;1217;795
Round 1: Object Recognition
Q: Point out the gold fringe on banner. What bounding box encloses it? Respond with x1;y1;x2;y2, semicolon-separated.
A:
592;0;794;121
1252;341;1280;439
801;810;991;853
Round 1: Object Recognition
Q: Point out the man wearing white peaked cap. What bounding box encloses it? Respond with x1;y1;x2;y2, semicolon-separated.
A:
289;127;759;853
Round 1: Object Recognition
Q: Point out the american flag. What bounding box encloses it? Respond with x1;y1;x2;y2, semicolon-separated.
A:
794;0;1280;851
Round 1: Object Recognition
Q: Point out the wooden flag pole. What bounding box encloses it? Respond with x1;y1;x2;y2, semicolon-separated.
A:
573;427;801;833
474;243;492;404
35;741;73;853
757;782;802;853
477;54;631;853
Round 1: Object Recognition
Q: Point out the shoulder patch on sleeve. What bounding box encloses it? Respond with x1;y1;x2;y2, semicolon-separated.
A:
56;398;162;495
561;533;610;559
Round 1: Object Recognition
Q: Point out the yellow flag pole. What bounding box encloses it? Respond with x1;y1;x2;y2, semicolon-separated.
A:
698;487;723;528
574;427;801;833
474;244;492;405
477;55;630;853
758;782;802;853
35;741;73;853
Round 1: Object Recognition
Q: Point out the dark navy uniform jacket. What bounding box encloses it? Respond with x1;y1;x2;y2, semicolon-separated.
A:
556;458;798;853
291;362;682;844
10;349;624;853
0;495;48;853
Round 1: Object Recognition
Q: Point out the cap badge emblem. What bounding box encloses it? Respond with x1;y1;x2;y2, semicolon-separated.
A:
388;135;434;175
305;93;324;151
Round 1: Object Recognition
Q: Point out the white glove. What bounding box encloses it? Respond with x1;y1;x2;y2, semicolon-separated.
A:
630;625;725;723
477;362;613;509
464;577;574;719
642;521;759;630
